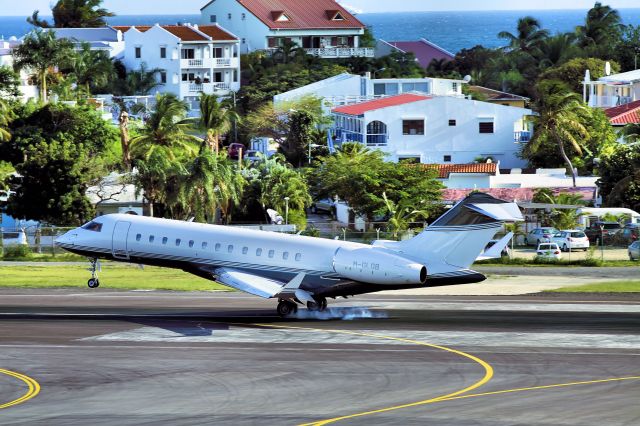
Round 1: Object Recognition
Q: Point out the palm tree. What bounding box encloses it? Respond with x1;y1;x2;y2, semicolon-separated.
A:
259;165;311;217
536;33;580;69
538;191;586;230
498;16;549;54
525;80;591;187
576;2;622;49
115;63;162;96
194;93;240;154
29;0;114;28
12;30;74;102
66;42;114;94
377;192;429;239
129;93;199;161
0;99;13;142
620;123;640;143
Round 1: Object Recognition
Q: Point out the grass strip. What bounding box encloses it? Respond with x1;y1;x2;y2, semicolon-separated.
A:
546;281;640;293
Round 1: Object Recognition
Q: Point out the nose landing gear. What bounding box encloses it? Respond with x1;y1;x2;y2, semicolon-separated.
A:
87;258;100;288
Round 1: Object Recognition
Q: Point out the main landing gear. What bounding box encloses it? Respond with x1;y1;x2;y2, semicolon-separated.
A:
87;258;100;288
276;296;328;317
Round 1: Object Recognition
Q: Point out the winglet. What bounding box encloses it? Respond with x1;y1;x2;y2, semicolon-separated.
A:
282;273;306;291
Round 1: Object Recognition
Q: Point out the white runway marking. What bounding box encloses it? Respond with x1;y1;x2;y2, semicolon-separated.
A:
81;327;640;349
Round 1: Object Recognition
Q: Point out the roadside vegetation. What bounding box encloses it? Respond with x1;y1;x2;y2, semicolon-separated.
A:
546;280;640;293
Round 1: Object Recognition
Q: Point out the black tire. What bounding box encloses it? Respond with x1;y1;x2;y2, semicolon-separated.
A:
88;278;99;288
306;301;320;311
277;301;296;317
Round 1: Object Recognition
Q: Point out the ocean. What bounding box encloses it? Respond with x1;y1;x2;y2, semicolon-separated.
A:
1;9;640;54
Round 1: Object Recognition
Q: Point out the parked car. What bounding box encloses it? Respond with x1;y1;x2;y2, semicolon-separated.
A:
244;150;261;162
551;230;590;252
614;224;639;246
525;227;557;246
1;230;28;246
629;241;640;261
584;221;621;245
536;242;562;260
310;198;335;214
227;143;246;159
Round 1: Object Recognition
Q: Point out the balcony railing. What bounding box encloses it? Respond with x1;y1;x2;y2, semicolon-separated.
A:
215;58;231;67
514;131;532;143
588;95;633;108
366;134;388;146
304;47;374;58
183;82;230;94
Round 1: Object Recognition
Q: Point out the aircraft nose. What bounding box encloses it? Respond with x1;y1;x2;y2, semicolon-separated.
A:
55;231;77;247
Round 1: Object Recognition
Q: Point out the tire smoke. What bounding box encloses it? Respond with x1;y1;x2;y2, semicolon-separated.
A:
291;306;388;320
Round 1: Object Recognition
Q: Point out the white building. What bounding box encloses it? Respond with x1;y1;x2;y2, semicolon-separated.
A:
331;93;532;168
583;68;640;109
52;27;126;58
200;0;372;58
274;72;466;111
0;38;39;102
116;23;241;103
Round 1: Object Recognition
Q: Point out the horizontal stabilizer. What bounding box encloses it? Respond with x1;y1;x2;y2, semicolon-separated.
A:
476;232;513;261
467;203;524;222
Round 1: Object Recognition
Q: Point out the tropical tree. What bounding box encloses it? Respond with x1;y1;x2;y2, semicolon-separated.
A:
536;33;581;69
576;2;623;56
376;192;429;239
0;99;13;142
259;165;311;217
194;94;239;154
0;66;20;98
620;123;640;143
29;0;114;28
129;93;199;161
536;191;586;230
115;63;162;96
498;16;549;54
11;30;75;102
64;42;115;94
523;80;591;187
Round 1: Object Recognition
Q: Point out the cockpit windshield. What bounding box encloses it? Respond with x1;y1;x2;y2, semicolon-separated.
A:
81;221;103;232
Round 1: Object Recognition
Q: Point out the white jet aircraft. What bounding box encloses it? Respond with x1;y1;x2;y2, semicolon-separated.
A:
55;193;522;316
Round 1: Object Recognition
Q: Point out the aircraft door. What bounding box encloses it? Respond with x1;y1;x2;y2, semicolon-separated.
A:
112;221;131;260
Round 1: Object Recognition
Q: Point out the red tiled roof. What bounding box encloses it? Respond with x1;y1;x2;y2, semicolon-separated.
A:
442;188;596;203
604;100;640;125
198;25;238;41
113;25;151;33
421;163;498;179
233;0;365;30
332;94;431;116
162;25;209;41
384;39;454;68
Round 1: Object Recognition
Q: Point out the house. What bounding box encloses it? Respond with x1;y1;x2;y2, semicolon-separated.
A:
87;172;146;216
116;23;241;103
331;93;532;168
52;27;126;58
273;72;466;111
467;86;529;109
375;38;455;68
199;0;373;57
0;38;39;102
583;67;640;109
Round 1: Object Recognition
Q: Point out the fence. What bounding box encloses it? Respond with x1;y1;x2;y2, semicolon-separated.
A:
0;227;74;257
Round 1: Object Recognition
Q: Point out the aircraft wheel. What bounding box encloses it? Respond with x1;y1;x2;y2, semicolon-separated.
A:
308;297;327;312
88;278;100;288
277;300;297;317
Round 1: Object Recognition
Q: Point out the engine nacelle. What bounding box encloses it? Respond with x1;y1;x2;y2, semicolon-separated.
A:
332;247;427;285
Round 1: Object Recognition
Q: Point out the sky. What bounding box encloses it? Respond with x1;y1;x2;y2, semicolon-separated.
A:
1;0;639;16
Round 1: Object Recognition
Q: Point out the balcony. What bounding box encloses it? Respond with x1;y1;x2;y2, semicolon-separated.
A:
366;134;388;146
215;58;232;67
514;131;532;143
304;47;374;58
182;82;231;94
587;95;633;108
180;58;237;69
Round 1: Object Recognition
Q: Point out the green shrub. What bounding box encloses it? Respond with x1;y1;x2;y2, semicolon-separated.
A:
2;245;32;259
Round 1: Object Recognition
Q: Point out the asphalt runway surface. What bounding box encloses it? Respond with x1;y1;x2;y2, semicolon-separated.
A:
0;289;639;425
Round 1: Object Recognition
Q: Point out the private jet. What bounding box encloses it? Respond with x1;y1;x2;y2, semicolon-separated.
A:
55;193;521;316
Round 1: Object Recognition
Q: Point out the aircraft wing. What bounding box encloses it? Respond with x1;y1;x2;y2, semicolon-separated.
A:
476;232;513;261
213;268;307;299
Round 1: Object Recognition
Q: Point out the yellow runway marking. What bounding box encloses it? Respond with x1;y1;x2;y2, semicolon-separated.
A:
0;369;41;409
252;324;494;426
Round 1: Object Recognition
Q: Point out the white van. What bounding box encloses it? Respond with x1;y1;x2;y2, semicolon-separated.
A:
1;230;28;246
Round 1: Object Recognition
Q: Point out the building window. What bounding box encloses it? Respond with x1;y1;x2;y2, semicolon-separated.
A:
212;47;223;58
214;72;223;83
136;234;141;241
149;235;155;243
159;71;167;84
160;47;166;58
135;47;141;58
256;248;262;256
228;13;232;19
444;155;452;162
242;38;246;44
182;72;196;82
175;238;181;246
202;242;208;249
403;119;424;135
449;119;456;126
241;13;246;20
452;82;458;92
242;247;248;255
210;15;217;23
188;240;194;248
162;237;168;245
268;249;275;258
233;69;238;82
181;49;195;59
295;253;302;261
479;122;494;134
215;243;221;252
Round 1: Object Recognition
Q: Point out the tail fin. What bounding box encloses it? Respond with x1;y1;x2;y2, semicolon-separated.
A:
378;193;523;273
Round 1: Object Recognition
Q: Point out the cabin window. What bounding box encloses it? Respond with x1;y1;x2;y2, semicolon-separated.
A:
162;237;168;245
175;238;181;246
282;252;289;260
256;248;262;256
228;244;234;253
189;240;194;248
215;243;221;252
268;249;275;258
202;242;208;250
136;234;141;241
295;253;302;261
242;247;248;255
149;235;155;243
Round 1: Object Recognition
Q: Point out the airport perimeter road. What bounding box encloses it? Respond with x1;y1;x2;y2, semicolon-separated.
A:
0;290;639;425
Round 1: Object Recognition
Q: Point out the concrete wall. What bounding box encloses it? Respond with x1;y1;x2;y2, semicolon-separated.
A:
201;0;269;52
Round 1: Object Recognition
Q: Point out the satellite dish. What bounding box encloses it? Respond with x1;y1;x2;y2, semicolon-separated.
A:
605;61;611;76
584;69;591;83
463;75;472;83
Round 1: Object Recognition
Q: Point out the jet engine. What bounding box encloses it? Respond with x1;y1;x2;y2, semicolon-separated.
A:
332;247;427;285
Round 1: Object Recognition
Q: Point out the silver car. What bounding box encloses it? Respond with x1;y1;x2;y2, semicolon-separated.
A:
629;241;640;261
525;227;557;246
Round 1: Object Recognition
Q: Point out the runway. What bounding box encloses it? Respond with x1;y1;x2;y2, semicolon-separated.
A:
0;289;639;425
